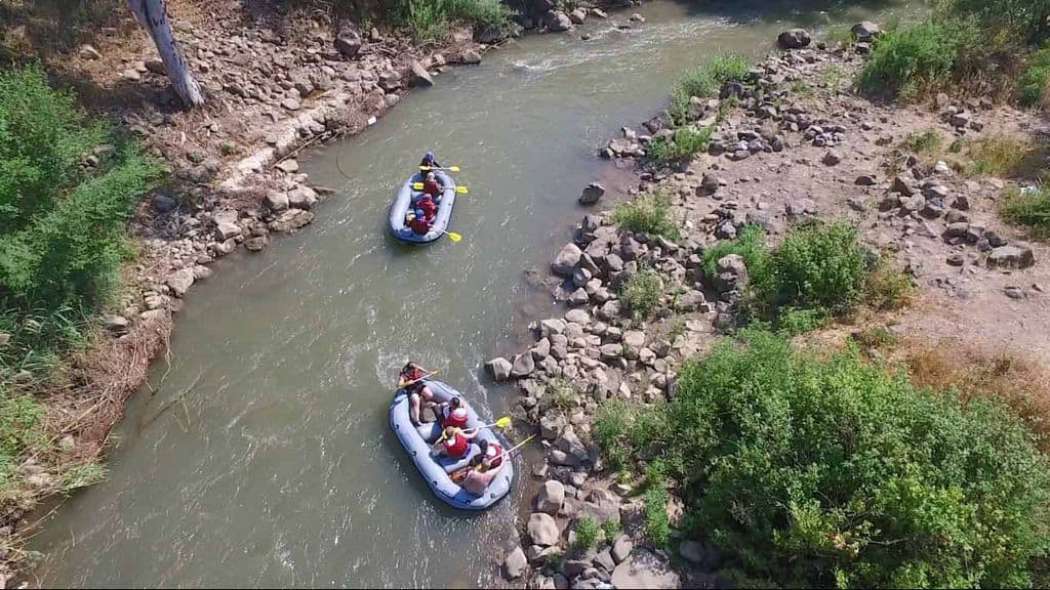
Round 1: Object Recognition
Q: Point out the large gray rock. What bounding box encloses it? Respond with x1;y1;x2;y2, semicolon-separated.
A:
287;185;318;210
552;243;583;277
536;479;566;514
540;413;567;440
851;21;882;42
528;512;560;546
264;190;289;212
504;545;527;580
410;60;434;87
565;309;590;325
557;427;589;462
547;11;573;32
268;209;315;233
611;534;633;564
778;28;812;49
579;182;606;205
611;549;680;589
988;245;1035;269
167;268;195;297
511;353;536;378
335;26;363;58
486;357;513;381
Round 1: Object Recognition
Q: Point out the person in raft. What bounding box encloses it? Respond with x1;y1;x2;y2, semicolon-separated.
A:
421;172;443;202
415;190;438;220
454;452;503;495
400;362;436;427
433;426;478;461
407;207;432;235
420;151;442;170
477;438;504;469
438;396;470;429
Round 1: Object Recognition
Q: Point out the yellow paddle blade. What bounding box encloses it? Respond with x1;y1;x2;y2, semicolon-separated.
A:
445;231;463;243
447;166;461;172
455;186;469;194
494;416;512;429
412;183;424;190
419;165;461;172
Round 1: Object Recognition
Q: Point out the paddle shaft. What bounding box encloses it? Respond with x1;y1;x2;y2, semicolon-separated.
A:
399;369;438;389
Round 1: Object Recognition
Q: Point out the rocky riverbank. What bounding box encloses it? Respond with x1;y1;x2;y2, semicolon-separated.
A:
490;23;1049;589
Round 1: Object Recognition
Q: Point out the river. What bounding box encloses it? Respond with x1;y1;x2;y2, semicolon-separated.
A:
32;1;918;587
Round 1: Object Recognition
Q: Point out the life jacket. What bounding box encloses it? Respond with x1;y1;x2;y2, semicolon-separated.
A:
409;215;431;235
423;179;442;197
442;406;469;429
443;431;469;458
416;196;438;221
484;441;504;468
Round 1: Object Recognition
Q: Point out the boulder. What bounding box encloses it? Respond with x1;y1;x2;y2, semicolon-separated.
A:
512;353;536;378
527;512;561;546
565;309;590;325
504;545;527;580
579;182;606;205
557;427;589;462
611;534;633;564
486;357;513;381
552;243;583;277
264;191;289;212
245;236;269;252
167;268;195;297
851;21;882;42
287;185;318;210
713;254;748;294
988;245;1035;269
611;549;680;589
410;60;434;87
778;29;812;49
275;159;300;173
537;480;566;514
268;209;315;233
145;58;166;76
335;27;363;58
460;49;482;65
547;11;573;32
540;413;567;440
569;8;587;24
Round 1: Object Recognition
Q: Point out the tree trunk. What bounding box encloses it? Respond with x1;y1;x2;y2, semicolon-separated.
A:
127;0;204;107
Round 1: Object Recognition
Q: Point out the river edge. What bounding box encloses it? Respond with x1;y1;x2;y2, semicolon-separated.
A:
6;1;650;584
488;25;1050;589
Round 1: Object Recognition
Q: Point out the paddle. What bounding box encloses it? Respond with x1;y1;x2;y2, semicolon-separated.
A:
449;433;536;482
504;434;536;456
464;416;512;433
412;182;469;194
398;369;439;389
419;165;461;172
443;230;463;243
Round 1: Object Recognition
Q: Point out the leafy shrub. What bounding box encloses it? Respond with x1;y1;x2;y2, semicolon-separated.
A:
864;256;914;311
669;54;750;124
642;329;1050;588
858;21;974;100
574;516;600;551
701;225;770;281
763;222;868;315
644;485;671;547
903;128;944;155
612;192;679;239
776;307;826;335
392;0;511;40
543;378;578;412
1019;47;1050;107
1001;185;1050;238
600;518;621;542
620;269;664;319
594;400;636;471
647;126;713;163
940;0;1050;43
0;66;159;379
965;134;1042;177
0;385;45;488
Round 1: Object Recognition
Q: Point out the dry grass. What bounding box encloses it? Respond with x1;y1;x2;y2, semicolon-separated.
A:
964;135;1048;179
902;340;1050;452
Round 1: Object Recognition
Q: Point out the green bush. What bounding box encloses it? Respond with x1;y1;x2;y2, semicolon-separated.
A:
0;384;45;488
574;516;600;551
647;126;713;163
644;485;671;547
1001;185;1050;238
1019;47;1050;107
763;222;868;315
669;54;749;124
0;66;159;379
701;225;770;282
858;21;973;100
618;329;1050;588
620;269;664;320
612;192;680;240
940;0;1050;43
392;0;511;40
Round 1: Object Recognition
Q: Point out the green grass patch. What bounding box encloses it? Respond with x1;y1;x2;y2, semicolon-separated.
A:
904;128;945;155
964;134;1046;178
392;0;512;40
863;256;914;311
1019;47;1050;107
620;269;665;320
573;516;600;551
857;21;974;101
669;54;750;124
595;328;1050;588
647;126;713;163
612;192;680;240
0;385;46;489
1001;185;1050;239
701;225;770;282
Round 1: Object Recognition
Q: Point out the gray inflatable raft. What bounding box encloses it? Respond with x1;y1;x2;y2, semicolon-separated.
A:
388;171;457;244
389;380;513;510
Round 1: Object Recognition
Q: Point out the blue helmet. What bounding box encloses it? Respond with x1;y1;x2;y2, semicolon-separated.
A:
414;208;425;218
422;151;436;164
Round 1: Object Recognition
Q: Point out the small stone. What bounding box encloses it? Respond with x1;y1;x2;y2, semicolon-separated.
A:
78;44;102;60
410;60;434;87
778;28;812;49
946;253;965;266
822;150;843;166
167;268;195;297
244;236;269;252
275;159;300;173
855;174;877;186
1005;286;1026;299
511;353;535;378
579;182;606;205
264;191;289;212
